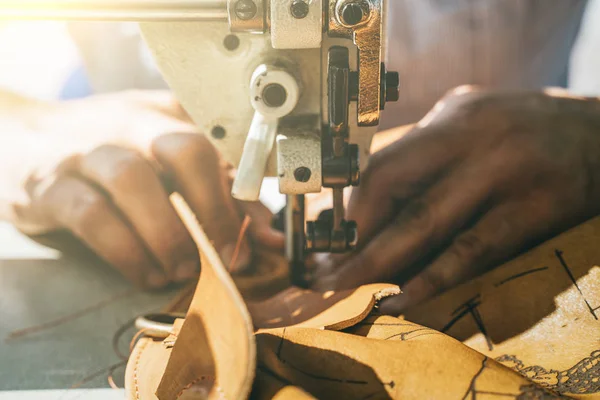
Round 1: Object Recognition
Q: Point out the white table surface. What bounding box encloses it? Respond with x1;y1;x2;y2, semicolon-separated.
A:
0;389;124;399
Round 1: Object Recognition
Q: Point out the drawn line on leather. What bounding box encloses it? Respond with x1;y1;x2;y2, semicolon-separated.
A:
275;333;395;389
494;267;550;288
260;366;391;400
468;390;517;397
496;351;600;394
460;355;561;399
284;359;369;385
285;359;396;389
471;304;493;351
555;249;599;320
133;339;150;400
276;327;286;360
392;331;442;341
442;295;494;351
452;295;482;315
257;364;294;386
356;322;418;327
515;384;568;399
384;328;443;341
461;356;489;400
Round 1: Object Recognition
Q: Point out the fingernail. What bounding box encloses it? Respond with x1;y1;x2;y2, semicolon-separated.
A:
176;259;200;282
220;244;251;273
146;271;168;289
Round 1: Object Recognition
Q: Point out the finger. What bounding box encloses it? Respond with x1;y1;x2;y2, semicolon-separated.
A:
348;124;466;247
380;194;560;314
152;133;250;272
38;175;166;288
348;87;488;246
237;200;285;250
312;160;494;291
77;145;199;282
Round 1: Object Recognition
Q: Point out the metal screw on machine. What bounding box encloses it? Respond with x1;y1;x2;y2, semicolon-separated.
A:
380;64;400;110
290;0;310;19
340;1;367;26
351;64;400;109
234;0;257;20
294;167;312;183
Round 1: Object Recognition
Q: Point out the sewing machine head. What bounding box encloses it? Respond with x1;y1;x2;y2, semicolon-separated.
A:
1;0;399;284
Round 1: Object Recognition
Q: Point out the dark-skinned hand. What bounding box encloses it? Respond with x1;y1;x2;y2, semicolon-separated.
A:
8;91;283;289
311;87;600;314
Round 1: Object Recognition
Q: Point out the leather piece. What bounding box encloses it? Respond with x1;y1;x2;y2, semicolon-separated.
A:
125;337;173;400
255;325;553;400
156;195;255;400
406;216;600;398
127;196;600;399
251;368;317;400
249;284;400;330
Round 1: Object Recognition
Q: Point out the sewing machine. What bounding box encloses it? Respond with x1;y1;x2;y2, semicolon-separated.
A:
0;0;398;285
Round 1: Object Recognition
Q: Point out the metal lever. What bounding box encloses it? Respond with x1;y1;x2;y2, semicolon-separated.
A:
232;64;300;201
328;0;399;127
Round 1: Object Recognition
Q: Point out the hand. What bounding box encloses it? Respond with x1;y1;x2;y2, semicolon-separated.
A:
311;87;600;313
10;91;283;289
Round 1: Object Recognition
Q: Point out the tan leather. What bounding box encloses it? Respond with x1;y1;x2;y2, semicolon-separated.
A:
256;322;544;399
249;284;400;330
126;195;256;400
406;215;600;398
252;369;316;400
126;195;600;400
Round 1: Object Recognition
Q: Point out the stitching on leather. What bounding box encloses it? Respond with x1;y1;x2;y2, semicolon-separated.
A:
133;338;150;400
176;376;215;399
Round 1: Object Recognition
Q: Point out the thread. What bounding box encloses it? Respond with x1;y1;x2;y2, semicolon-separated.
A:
5;288;137;341
229;215;252;271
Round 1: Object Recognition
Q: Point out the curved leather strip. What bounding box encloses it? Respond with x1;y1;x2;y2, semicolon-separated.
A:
406;215;600;398
125;337;171;400
158;248;289;318
155;195;256;400
255;325;558;400
249;284;400;330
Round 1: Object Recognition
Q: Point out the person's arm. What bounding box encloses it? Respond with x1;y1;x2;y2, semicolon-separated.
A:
0;89;283;288
312;87;600;314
